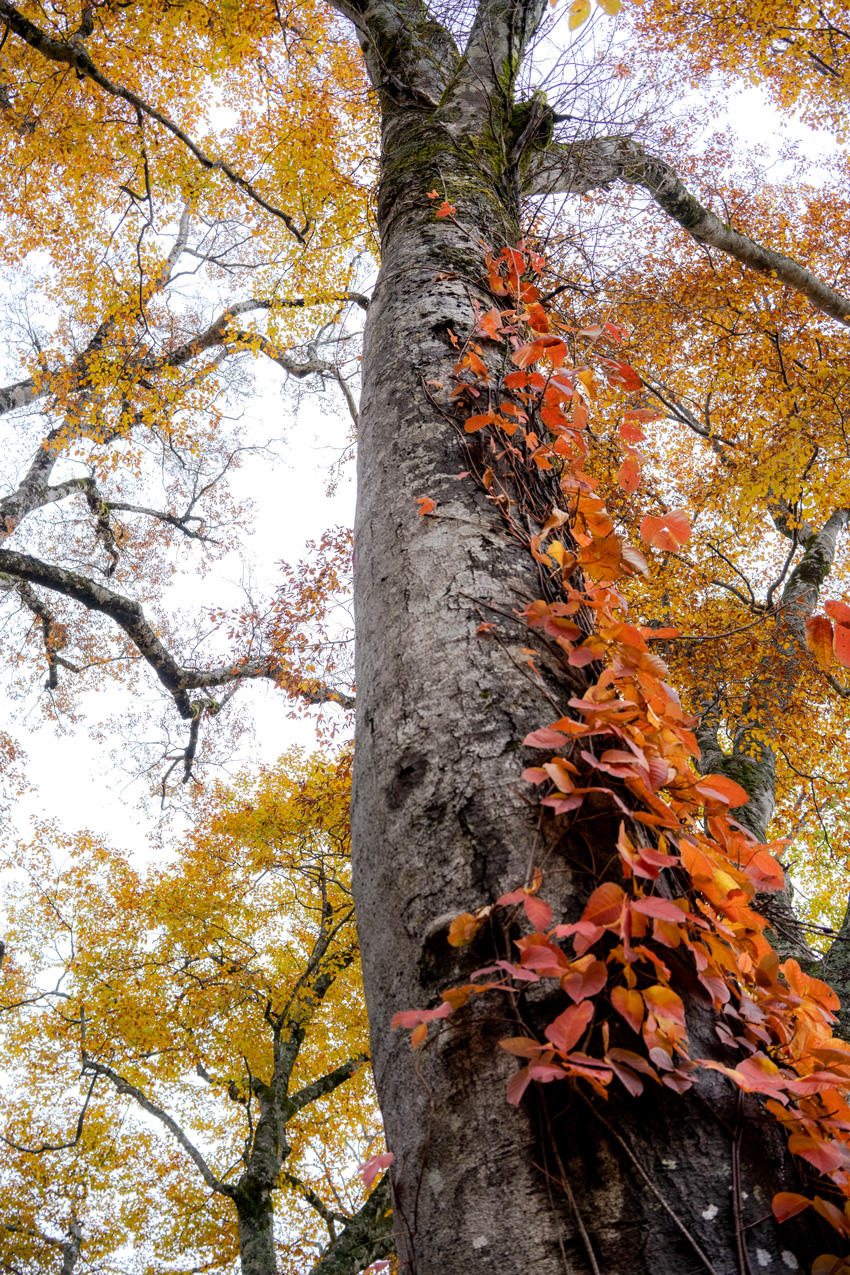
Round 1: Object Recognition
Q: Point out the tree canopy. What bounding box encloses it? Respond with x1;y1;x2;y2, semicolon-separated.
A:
1;747;390;1273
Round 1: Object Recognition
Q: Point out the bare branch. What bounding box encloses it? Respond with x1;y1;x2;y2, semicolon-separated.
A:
0;547;354;714
10;579;66;689
2;1072;97;1155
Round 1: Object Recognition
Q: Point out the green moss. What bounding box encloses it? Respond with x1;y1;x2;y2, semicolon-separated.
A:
795;541;831;589
509;90;555;156
717;754;762;798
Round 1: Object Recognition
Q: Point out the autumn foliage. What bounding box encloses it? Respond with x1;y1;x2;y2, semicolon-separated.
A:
3;0;850;1271
0;749;386;1273
395;226;850;1262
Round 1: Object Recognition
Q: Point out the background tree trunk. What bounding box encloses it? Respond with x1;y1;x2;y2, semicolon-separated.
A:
235;1193;276;1275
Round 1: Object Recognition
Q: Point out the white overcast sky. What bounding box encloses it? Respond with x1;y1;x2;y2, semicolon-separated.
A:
0;367;356;857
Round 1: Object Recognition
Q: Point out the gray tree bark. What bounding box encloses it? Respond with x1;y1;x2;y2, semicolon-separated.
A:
235;1190;278;1275
346;1;841;1270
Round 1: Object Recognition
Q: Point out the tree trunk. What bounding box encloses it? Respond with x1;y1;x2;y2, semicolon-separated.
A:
352;101;829;1275
235;1191;277;1275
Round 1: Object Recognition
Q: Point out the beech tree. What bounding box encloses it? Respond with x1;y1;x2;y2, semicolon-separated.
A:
1;749;391;1275
3;1;850;1273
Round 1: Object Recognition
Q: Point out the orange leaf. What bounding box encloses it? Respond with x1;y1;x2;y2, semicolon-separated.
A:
694;773;750;809
441;984;474;1010
599;358;643;392
447;912;480;946
415;496;436;516
464;412;494;433
512;340;547;368
812;1196;850;1238
812;1258;850;1275
617;454;641;494
611;985;644;1033
640;510;691;551
623;407;663;423
582;881;625;927
643;984;685;1022
561;956;607;1002
620;419;646;444
523;727;568;748
787;1134;849;1175
523;893;554;931
465;350;488;379
771;1192;811;1224
834;621;850;668
806;614;834;671
739;846;785;892
544;999;594;1054
360;1151;394;1189
499;1036;546;1058
824;599;850;624
476;307;503;339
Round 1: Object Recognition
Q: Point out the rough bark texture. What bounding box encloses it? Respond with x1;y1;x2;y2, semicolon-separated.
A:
349;23;832;1270
235;1194;277;1275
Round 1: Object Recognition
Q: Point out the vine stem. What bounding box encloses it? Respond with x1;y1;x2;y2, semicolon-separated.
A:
537;1093;602;1275
583;1098;721;1275
732;1092;756;1275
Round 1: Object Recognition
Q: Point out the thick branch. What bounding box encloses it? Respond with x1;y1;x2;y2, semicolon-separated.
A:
81;1057;234;1198
59;1212;83;1275
0;2;308;240
309;1175;394;1275
528;138;850;327
451;0;548;107
0;375;37;416
288;1054;367;1113
325;0;456;105
0;548;354;714
1;1073;97;1155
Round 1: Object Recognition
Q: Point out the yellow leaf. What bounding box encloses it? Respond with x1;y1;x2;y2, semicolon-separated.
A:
568;0;591;30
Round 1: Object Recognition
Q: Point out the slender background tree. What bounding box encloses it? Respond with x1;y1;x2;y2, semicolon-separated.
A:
1;749;390;1275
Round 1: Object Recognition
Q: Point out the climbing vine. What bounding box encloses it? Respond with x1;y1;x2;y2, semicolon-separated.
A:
394;202;850;1271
